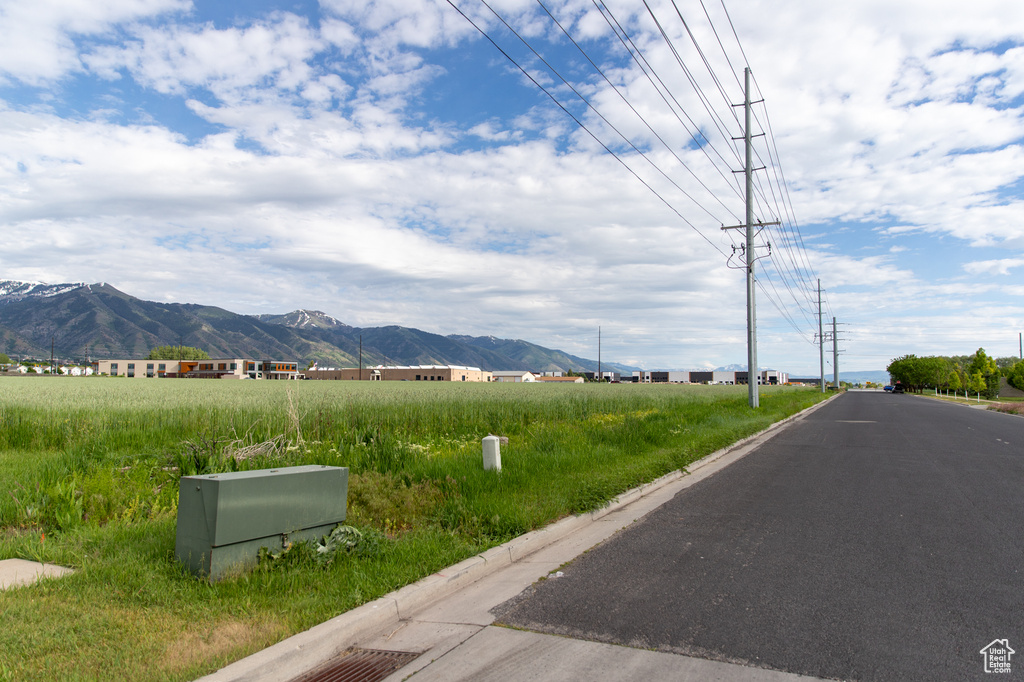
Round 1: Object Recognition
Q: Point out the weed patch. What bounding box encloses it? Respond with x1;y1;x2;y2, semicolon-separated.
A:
991;402;1024;416
346;472;444;533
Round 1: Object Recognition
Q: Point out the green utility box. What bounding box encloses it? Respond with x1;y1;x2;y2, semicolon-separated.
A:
175;465;348;580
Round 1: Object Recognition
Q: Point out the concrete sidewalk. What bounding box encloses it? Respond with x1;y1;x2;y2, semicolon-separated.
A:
0;558;74;590
200;397;835;682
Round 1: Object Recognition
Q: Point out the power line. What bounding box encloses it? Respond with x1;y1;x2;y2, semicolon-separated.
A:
535;0;741;222
447;0;830;348
479;0;734;227
640;0;744;170
697;0;826;313
588;0;747;211
445;0;732;257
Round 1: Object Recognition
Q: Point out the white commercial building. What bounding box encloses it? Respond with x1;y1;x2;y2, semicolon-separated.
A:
491;371;537;383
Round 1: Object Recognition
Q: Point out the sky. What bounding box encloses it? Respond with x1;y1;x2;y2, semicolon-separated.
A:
1;0;1023;375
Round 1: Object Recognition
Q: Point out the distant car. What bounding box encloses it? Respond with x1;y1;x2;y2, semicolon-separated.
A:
883;385;893;392
892;383;905;394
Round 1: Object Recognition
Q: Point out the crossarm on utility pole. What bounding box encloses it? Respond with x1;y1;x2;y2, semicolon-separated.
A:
720;221;780;231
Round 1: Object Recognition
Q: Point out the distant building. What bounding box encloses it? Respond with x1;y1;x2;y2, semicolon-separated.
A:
60;366;94;376
761;370;789;385
97;358;299;380
303;365;490;382
535;376;584;383
490;370;537;383
582;371;621;382
629;369;789;385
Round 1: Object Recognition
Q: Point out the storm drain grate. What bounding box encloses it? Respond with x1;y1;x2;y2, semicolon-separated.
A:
289;647;421;682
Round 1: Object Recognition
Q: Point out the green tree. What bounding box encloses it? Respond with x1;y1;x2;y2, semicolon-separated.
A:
996;356;1020;373
887;354;917;388
887;354;939;393
1008;360;1024;392
967;371;986;396
966;348;1000;399
967;348;997;376
0;352;10;364
921;356;950;388
147;345;209;361
947;369;962;393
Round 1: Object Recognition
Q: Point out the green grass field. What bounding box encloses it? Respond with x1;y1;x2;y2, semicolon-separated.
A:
0;377;829;681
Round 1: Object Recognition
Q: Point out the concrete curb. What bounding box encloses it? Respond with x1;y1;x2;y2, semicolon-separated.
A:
197;393;838;682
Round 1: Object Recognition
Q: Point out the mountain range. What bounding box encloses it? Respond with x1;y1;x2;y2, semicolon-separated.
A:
0;281;637;373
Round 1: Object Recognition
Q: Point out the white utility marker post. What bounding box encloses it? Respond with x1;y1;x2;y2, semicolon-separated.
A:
482;435;501;472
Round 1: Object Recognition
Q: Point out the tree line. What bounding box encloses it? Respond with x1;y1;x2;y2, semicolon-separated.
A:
887;348;1024;399
146;345;209;361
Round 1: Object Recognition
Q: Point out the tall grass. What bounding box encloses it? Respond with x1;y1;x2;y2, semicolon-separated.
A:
0;377;828;681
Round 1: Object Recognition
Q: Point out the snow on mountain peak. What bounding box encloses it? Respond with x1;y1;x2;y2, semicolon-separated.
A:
0;280;88;299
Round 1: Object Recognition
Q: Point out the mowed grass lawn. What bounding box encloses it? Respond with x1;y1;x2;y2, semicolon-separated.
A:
0;377;829;681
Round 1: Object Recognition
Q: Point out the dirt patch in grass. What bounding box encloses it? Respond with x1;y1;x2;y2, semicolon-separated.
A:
991;402;1024;416
163;618;286;674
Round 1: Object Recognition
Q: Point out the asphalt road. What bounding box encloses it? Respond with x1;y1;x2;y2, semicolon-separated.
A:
495;391;1024;681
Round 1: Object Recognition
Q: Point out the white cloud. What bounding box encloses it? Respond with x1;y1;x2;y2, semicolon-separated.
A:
320;0;500;51
0;0;189;85
468;121;518;142
0;91;752;365
319;17;360;53
963;258;1024;276
3;0;1024;373
84;13;322;98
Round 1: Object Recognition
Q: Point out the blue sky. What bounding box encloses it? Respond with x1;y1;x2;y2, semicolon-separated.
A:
1;0;1023;375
